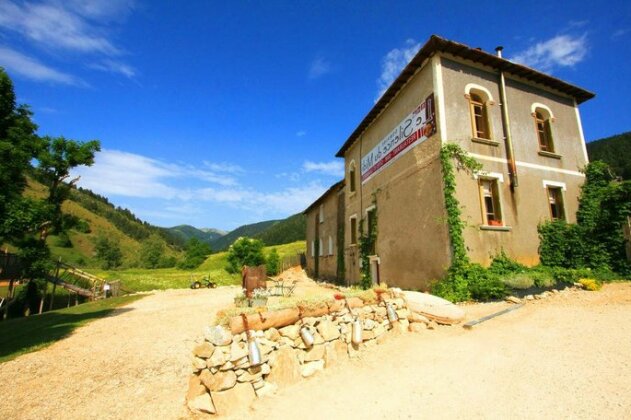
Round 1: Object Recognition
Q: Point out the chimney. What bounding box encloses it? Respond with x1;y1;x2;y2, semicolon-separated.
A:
495;46;504;58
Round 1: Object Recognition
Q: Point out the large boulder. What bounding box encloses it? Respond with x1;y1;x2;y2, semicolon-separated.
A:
401;291;465;324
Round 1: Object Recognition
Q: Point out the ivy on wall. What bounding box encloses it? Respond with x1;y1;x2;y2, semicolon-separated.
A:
358;197;378;290
439;143;482;268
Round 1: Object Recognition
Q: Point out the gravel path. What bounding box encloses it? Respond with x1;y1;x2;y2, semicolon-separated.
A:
242;283;631;420
0;287;238;420
1;283;630;420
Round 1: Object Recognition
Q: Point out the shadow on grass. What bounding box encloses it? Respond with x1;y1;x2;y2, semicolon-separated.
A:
0;296;141;363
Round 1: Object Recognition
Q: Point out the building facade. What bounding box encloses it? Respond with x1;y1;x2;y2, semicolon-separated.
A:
305;35;594;290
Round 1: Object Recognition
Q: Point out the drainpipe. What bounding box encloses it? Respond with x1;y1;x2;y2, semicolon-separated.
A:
496;46;518;188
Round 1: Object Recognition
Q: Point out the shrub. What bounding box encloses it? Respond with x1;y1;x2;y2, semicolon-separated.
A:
578;278;602;291
489;250;527;276
75;219;91;233
266;248;280;276
226;237;266;274
432;263;507;302
177;238;212;270
93;235;123;269
55;232;72;248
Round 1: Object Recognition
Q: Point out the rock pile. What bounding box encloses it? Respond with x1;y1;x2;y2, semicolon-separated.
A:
187;297;430;415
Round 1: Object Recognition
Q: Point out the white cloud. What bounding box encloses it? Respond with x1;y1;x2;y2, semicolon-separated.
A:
202;161;245;174
72;149;329;219
296;130;307;137
0;1;119;55
0;0;136;84
0;46;84;86
510;34;588;72
376;39;420;99
303;160;344;177
89;59;136;78
308;56;331;79
72;149;239;199
612;28;630;40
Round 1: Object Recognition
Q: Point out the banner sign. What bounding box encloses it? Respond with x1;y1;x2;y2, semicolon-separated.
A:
361;93;436;184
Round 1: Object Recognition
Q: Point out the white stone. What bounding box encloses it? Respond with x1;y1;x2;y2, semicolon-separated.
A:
255;381;278;398
317;320;341;341
204;325;232;346
525;294;534;301
207;347;226;368
192;357;206;371
230;342;249;362
187;393;216;414
301;360;325;377
279;324;300;340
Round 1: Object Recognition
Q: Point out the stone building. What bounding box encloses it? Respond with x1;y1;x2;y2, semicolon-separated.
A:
304;35;594;290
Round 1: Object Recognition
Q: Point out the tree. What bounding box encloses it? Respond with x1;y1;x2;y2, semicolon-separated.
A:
0;67;42;243
37;136;100;233
139;234;165;269
177;238;212;269
94;235;123;269
226;237;266;274
266;248;280;276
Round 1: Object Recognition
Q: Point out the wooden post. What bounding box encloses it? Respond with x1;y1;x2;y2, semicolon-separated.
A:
624;216;631;263
49;258;61;311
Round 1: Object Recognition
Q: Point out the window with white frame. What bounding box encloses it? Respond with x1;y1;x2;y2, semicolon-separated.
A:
478;177;503;226
466;86;493;141
547;187;565;220
534;109;554;153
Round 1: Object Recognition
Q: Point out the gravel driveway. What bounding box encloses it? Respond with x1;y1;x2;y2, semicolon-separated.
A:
1;283;629;420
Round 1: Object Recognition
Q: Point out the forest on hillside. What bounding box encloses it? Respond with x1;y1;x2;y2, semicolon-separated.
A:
587;131;631;180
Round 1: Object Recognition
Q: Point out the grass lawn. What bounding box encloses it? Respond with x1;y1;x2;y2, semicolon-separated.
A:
97;241;306;292
0;294;144;363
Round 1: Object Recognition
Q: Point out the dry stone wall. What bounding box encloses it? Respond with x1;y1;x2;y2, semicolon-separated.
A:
186;297;431;415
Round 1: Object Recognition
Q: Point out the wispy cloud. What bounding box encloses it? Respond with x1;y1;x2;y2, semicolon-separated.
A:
73;149;328;218
510;34;588;72
0;0;136;84
202;161;245;174
296;130;307;137
308;56;332;79
376;39;420;99
0;46;85;86
89;59;136;78
612;28;630;40
0;1;119;55
303;160;344;177
72;149;239;200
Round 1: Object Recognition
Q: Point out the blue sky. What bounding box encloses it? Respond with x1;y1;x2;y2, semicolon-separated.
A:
1;1;630;230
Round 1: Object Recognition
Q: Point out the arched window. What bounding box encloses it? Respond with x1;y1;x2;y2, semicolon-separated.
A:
533;107;555;153
467;89;492;140
348;161;356;193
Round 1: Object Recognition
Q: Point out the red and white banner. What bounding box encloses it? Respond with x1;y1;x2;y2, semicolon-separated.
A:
361;93;436;184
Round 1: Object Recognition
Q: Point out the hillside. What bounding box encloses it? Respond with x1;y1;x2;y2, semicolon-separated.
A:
165;225;225;246
23;179;180;267
587;131;631;179
209;219;279;251
253;213;306;246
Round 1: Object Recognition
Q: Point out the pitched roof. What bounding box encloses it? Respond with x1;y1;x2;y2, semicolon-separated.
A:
303;180;345;214
335;35;595;157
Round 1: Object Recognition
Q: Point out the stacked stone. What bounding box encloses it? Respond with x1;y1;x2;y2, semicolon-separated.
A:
187;297;432;416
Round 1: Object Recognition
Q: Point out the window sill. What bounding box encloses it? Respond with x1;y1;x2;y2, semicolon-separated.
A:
471;137;500;147
538;151;561;159
480;225;512;232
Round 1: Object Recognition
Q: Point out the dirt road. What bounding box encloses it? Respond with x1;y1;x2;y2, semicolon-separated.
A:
243;283;631;420
0;287;238;420
2;283;630;419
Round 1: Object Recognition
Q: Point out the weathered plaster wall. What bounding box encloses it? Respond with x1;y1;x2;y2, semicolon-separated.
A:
305;187;342;281
439;55;587;266
343;61;451;290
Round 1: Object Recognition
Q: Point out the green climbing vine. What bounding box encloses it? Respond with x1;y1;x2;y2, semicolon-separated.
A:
431;143;510;302
439;143;482;268
358;197;378;290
